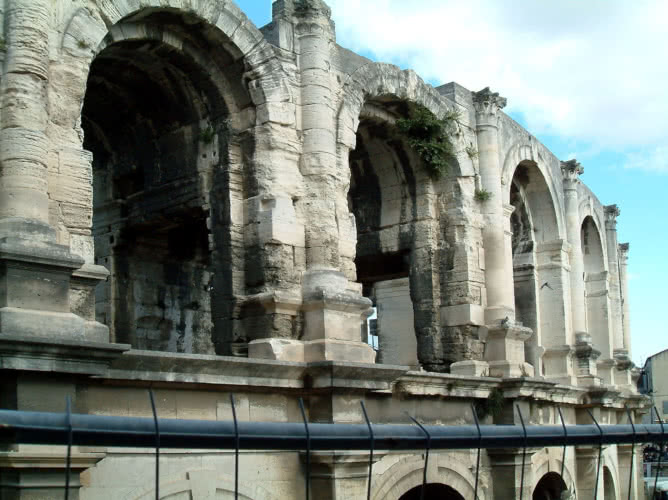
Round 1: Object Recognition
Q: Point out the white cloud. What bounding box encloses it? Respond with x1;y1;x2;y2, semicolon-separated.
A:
623;146;668;173
328;0;668;153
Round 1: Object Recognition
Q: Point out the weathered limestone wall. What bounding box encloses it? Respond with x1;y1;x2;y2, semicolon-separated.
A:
0;0;647;498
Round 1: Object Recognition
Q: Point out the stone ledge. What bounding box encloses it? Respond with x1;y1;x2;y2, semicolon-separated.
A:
305;361;408;390
394;370;500;399
0;450;105;469
500;377;584;404
0;334;129;375
106;349;306;389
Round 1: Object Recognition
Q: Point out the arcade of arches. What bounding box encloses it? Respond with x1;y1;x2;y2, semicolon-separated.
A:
0;0;645;498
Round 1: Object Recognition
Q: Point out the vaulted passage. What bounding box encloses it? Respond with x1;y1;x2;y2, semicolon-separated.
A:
533;471;567;500
83;10;249;352
399;483;465;500
510;160;561;376
348;97;444;370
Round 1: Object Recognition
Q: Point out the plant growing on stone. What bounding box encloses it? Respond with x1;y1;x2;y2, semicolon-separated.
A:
77;39;90;49
474;188;492;202
0;37;6;52
465;144;479;160
474;387;504;420
199;125;215;144
396;103;458;180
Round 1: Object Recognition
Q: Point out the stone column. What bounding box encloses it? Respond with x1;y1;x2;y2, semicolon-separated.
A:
618;243;631;357
561;160;587;338
251;0;374;364
562;160;597;386
0;0;108;342
473;88;514;324
0;0;51;229
472;88;532;378
604;205;626;361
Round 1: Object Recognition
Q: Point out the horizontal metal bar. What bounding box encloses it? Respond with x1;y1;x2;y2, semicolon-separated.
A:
0;409;664;452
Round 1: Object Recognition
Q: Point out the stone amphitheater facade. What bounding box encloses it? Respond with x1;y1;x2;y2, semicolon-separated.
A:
0;0;646;498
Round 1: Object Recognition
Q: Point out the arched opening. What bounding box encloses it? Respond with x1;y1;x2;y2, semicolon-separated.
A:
509;160;563;375
603;466;616;500
532;471;567;500
83;10;251;352
581;216;612;358
399;483;465;500
348;97;441;370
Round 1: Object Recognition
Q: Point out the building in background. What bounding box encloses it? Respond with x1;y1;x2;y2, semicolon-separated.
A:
639;349;668;420
0;0;647;498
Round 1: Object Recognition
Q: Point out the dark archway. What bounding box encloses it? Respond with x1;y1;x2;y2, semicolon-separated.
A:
399;483;465;500
603;466;616;500
83;10;251;353
349;97;442;370
533;471;567;500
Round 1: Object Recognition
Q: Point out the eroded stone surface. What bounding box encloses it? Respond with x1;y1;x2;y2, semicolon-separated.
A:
0;0;646;498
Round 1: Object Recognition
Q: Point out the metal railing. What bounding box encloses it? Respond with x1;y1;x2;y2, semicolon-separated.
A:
0;392;665;500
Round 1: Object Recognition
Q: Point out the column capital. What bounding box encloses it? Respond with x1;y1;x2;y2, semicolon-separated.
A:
472;87;507;127
561;159;584;188
619;242;629;260
604;204;620;229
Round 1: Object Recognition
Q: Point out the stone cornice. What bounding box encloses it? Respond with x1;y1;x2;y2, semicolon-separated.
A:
0;334;129;376
472;87;507;127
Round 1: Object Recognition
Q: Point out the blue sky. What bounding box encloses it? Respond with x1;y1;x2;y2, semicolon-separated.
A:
236;1;667;366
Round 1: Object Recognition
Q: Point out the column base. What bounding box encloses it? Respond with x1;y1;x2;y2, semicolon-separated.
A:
298;268;375;363
450;360;489;376
574;332;601;388
249;338;376;363
543;345;577;386
0;233;108;342
482;320;533;378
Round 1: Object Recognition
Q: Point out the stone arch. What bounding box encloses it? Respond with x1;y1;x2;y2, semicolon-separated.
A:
68;5;266;353
603;465;618;500
338;64;461;371
336;62;466;177
580;214;614;360
532;452;577;494
532;471;567;500
59;2;290;131
371;454;479;500
579;201;609;267
502;144;565;238
51;1;299;354
506;156;569;377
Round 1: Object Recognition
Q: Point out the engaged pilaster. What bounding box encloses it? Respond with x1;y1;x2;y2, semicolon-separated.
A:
473;87;515;325
618;243;631;358
468;87;533;378
561;160;587;337
604;205;625;359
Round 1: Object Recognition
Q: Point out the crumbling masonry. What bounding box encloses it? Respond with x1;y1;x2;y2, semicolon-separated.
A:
0;0;647;498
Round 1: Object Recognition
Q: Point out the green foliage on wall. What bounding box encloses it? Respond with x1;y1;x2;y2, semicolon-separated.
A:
474;387;505;420
396;103;459;180
474;188;492;202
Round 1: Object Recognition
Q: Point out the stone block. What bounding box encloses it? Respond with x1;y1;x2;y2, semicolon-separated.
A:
450;360;489;376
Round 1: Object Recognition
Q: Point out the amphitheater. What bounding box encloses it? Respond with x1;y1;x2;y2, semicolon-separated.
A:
0;0;647;498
